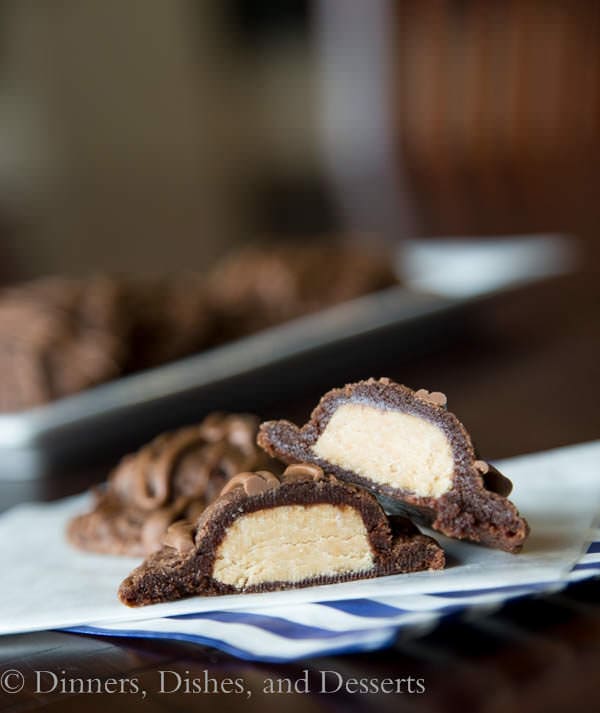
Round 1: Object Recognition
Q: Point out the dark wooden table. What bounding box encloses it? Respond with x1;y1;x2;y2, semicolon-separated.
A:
1;260;599;713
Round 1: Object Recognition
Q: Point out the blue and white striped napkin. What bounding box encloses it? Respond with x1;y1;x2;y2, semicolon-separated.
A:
65;530;600;662
0;441;598;662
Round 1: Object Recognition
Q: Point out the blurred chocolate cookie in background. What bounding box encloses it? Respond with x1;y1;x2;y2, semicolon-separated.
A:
0;275;129;412
0;241;399;412
207;243;398;341
123;273;212;372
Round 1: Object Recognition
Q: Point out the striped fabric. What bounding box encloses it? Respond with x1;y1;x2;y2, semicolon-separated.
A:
65;532;600;662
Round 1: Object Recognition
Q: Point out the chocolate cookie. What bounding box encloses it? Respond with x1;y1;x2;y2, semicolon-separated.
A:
0;276;129;412
208;243;398;340
118;463;445;606
124;274;212;372
258;379;530;553
68;413;273;556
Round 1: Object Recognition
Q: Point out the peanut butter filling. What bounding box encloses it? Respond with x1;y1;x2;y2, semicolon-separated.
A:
312;403;454;498
212;504;374;588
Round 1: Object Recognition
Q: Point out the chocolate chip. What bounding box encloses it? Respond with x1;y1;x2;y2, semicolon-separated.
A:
481;464;514;497
220;471;280;497
283;463;325;482
162;521;196;554
474;460;490;474
415;388;447;408
429;391;447;407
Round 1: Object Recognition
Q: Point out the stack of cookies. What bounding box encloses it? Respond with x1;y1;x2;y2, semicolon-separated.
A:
67;378;530;607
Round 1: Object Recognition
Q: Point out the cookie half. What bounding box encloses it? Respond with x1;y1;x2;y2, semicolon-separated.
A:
258;378;529;553
118;464;444;606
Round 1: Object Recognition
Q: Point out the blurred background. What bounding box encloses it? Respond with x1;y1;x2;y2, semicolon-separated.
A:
0;0;599;281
